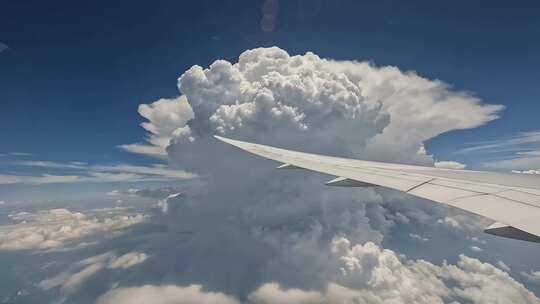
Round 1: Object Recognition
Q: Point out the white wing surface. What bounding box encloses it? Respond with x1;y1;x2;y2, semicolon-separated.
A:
215;136;540;243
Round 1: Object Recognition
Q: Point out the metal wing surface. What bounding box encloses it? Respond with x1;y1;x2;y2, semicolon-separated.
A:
215;136;540;242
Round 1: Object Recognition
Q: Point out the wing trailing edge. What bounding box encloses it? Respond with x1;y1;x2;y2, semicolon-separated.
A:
215;136;540;243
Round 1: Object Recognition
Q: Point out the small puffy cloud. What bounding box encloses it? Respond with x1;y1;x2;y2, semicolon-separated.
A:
0;42;7;53
470;246;483;252
409;233;429;242
439;216;460;229
0;208;145;250
96;284;240;304
467;236;487;244
521;271;540;285
248;283;324;304
434;161;467;170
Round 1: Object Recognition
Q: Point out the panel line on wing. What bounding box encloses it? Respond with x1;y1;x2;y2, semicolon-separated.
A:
492;193;540;210
510;188;540;197
405;178;436;193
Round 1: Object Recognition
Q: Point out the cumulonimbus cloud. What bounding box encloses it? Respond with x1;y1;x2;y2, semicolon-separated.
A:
121;47;502;168
89;47;538;304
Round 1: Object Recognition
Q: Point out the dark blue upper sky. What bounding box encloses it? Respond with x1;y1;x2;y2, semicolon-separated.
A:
1;0;539;164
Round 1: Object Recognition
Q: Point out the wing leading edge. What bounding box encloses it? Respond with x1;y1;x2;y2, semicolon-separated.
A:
215;136;540;243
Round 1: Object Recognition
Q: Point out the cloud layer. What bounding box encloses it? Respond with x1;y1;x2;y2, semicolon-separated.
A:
39;251;149;301
1;161;195;184
6;48;533;304
0;208;145;250
95;238;538;304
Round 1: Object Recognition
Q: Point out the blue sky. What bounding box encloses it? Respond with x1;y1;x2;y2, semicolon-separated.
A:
1;0;539;165
2;1;540;303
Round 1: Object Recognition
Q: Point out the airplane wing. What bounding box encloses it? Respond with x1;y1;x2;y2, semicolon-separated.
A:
215;136;540;243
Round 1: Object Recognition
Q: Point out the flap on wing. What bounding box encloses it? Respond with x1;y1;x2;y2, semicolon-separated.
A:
325;177;375;187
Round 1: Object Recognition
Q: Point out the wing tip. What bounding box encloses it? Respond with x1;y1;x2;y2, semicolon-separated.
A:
213;135;226;141
214;135;239;146
484;222;540;243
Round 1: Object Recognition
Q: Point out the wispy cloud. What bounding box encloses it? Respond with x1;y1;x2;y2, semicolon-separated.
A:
0;174;80;185
457;130;540;171
9;152;33;157
0;160;196;185
0;42;7;53
458;131;540;154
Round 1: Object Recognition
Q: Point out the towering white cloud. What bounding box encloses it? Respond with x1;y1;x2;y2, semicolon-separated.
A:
122;46;501;167
326;60;503;163
119;96;194;157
